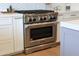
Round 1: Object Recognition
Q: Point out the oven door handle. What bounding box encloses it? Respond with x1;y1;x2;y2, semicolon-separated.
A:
24;22;58;29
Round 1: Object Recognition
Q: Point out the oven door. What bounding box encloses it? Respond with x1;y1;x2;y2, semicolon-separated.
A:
24;22;57;48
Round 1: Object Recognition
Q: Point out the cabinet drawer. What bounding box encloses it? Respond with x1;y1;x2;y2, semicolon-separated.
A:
0;18;12;25
0;26;14;55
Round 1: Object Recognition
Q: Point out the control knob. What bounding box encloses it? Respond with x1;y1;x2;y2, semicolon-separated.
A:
33;18;36;21
44;17;47;20
40;18;43;21
50;16;57;21
29;18;32;22
50;16;54;19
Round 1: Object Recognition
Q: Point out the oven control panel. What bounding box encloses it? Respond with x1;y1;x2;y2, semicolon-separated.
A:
24;12;58;24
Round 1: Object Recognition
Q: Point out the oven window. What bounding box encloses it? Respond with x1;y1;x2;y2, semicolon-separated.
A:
30;26;53;40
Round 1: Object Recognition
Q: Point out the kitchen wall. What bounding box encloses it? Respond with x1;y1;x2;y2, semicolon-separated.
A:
70;3;79;11
51;3;66;12
46;3;79;12
0;3;79;12
0;3;46;11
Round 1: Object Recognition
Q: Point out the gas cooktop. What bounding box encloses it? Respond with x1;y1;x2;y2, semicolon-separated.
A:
14;10;54;14
14;10;58;24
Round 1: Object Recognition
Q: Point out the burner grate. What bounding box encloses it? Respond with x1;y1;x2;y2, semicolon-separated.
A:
15;10;54;14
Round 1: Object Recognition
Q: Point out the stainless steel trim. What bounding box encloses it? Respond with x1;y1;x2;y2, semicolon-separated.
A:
24;42;57;54
29;37;56;47
24;21;58;28
23;12;58;24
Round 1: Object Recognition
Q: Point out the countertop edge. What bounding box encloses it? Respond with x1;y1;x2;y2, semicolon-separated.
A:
60;21;79;31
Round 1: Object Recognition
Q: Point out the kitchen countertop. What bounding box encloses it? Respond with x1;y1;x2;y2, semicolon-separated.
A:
60;19;79;31
58;11;79;22
0;13;23;17
58;11;79;15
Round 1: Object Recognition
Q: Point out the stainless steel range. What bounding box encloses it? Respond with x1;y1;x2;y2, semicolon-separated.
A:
15;10;58;54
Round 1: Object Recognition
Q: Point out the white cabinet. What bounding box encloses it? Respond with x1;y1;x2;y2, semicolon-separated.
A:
0;14;24;55
13;16;24;52
0;17;14;55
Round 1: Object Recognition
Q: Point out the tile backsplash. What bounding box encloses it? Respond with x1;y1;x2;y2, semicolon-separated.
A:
0;3;79;12
0;3;46;11
46;3;79;13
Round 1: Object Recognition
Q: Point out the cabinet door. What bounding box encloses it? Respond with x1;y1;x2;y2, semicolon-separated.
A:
61;27;79;56
13;17;24;52
0;25;14;55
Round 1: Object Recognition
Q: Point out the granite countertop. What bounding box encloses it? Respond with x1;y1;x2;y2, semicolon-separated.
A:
60;19;79;31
